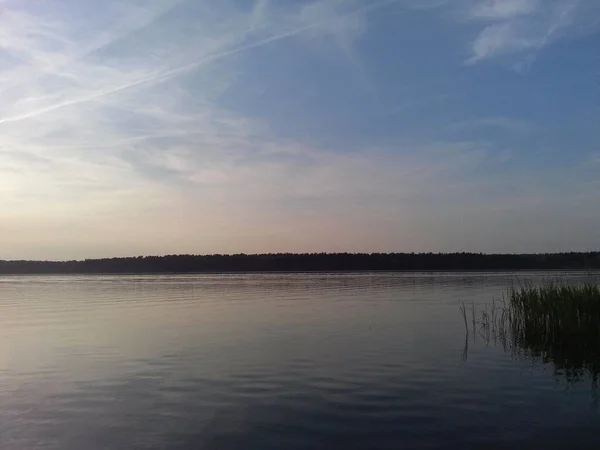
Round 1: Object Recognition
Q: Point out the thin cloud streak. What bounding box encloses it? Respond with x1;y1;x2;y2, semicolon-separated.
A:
0;0;401;125
469;0;541;20
462;0;599;64
441;117;538;134
0;0;598;259
0;1;183;97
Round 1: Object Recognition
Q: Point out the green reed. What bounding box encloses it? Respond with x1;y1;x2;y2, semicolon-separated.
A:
462;280;600;383
508;281;600;382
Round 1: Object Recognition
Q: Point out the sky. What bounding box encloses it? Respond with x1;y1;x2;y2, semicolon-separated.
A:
0;0;599;260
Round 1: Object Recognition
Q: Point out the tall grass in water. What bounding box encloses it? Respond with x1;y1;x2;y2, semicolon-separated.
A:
463;280;600;384
508;282;600;383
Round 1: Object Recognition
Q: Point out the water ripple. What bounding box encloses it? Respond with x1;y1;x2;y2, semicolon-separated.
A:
1;272;599;449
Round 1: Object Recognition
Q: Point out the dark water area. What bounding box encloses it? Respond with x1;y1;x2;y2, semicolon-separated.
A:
1;272;599;449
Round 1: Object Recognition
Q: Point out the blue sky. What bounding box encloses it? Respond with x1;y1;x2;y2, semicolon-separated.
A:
1;0;599;259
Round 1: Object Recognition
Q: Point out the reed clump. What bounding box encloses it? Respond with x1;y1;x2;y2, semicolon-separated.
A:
508;282;600;382
463;281;600;383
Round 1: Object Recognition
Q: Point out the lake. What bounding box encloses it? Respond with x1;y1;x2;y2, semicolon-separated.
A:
1;272;599;449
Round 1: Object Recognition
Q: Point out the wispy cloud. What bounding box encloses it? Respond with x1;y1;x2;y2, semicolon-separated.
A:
1;0;450;258
462;0;600;65
441;117;538;134
0;0;598;258
0;0;404;126
469;0;541;20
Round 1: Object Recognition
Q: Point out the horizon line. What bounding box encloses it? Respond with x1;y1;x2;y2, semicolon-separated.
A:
3;250;600;264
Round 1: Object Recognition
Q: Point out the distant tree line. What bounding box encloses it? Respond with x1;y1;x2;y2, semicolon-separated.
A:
1;252;599;274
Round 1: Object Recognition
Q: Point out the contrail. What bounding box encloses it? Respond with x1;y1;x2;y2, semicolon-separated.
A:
0;0;185;98
0;0;402;125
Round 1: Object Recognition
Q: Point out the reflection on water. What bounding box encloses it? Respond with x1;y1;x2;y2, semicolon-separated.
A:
1;272;599;449
461;277;600;400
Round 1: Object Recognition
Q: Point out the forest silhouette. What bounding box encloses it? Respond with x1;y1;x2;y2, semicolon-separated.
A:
1;252;599;274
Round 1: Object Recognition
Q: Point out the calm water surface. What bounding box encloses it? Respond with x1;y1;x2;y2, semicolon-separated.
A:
1;272;599;449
